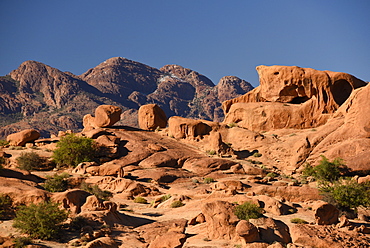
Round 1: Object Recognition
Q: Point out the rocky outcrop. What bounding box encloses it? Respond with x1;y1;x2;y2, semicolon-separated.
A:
313;201;339;225
138;104;167;131
83;105;122;131
6;129;40;146
168;116;212;139
223;65;366;131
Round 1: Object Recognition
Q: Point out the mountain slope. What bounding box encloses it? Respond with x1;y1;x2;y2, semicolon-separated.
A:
0;57;253;138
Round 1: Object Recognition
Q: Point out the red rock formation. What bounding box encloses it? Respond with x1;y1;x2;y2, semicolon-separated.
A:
138;104;167;131
6;129;40;146
223;65;367;131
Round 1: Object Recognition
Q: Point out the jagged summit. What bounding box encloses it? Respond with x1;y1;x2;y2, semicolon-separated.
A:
0;57;253;138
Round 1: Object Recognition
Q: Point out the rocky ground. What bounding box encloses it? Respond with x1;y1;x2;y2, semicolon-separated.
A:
1;124;370;248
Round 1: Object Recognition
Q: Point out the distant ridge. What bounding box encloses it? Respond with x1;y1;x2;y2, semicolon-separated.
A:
0;57;253;138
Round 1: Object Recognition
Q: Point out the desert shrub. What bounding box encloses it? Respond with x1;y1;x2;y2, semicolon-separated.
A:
234;201;263;220
133;197;147;204
227;122;238;128
252;152;262;157
80;181;112;201
0;140;9;146
43;173;69;192
160;194;171;202
302;155;349;183
266;172;278;178
203;177;215;184
13;201;68;240
13;236;32;248
0;194;12;219
16;151;46;171
290;218;308;224
0;156;5;170
170;200;184;208
206;150;216;155
69;216;89;231
320;179;370;211
52;134;96;167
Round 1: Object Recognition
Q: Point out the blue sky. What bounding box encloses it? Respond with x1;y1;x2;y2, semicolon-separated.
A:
1;1;369;87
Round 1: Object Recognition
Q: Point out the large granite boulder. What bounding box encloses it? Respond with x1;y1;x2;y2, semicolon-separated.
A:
6;129;40;146
138;104;167;131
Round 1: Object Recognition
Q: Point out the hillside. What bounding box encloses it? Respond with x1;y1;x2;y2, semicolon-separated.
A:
0;57;253;138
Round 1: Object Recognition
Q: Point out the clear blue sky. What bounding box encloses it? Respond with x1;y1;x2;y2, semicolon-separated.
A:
1;1;369;87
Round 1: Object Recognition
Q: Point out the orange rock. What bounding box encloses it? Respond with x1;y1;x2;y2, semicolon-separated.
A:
138;104;167;131
236;220;260;243
168;116;212;139
94;105;122;128
6;129;40;146
313;201;339;225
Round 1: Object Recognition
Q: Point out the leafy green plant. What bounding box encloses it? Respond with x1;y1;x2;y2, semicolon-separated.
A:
133;197;147;204
16;151;46;171
43;173;69;192
320;179;370;211
0;194;12;219
266;172;278;178
203;177;215;184
302;156;349;183
234;201;263;220
290;218;308;224
52;134;96;167
170;200;184;208
13;236;32;248
80;181;112;201
13;201;68;240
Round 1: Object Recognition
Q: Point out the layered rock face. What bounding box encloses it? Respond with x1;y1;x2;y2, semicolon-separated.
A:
0;58;253;138
223;65;366;131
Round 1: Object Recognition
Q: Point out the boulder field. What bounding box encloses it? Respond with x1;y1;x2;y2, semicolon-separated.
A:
0;65;369;247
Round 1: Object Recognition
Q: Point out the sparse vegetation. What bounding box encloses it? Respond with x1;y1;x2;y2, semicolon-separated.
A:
170;200;184;208
52;134;96;168
80;182;112;201
0;194;12;219
43;173;69;192
320;179;370;211
160;194;171;202
290;218;308;224
234;201;263;220
302;155;349;183
252;152;262;157
227;122;238;128
16;151;46;171
0;140;9;146
266;172;278;178
203;177;215;184
206;150;216;155
133;196;148;204
13;236;32;248
13;201;68;240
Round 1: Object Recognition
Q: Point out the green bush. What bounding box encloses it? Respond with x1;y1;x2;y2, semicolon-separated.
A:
234;201;263;220
266;172;278;178
302;155;349;183
133;197;147;204
0;140;9;146
16;151;46;171
0;194;12;219
13;201;68;240
80;181;112;201
203;177;215;184
52;134;96;167
43;173;69;192
13;236;32;248
320;179;370;211
170;200;184;208
160;194;171;202
290;218;308;224
252;152;262;157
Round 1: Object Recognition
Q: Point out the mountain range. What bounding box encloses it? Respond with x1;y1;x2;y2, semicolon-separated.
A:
0;57;253;138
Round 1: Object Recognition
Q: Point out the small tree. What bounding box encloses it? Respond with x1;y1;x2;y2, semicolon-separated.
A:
0;194;12;219
16;151;46;171
52;134;96;167
234;201;263;220
320;179;370;211
13;201;68;240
